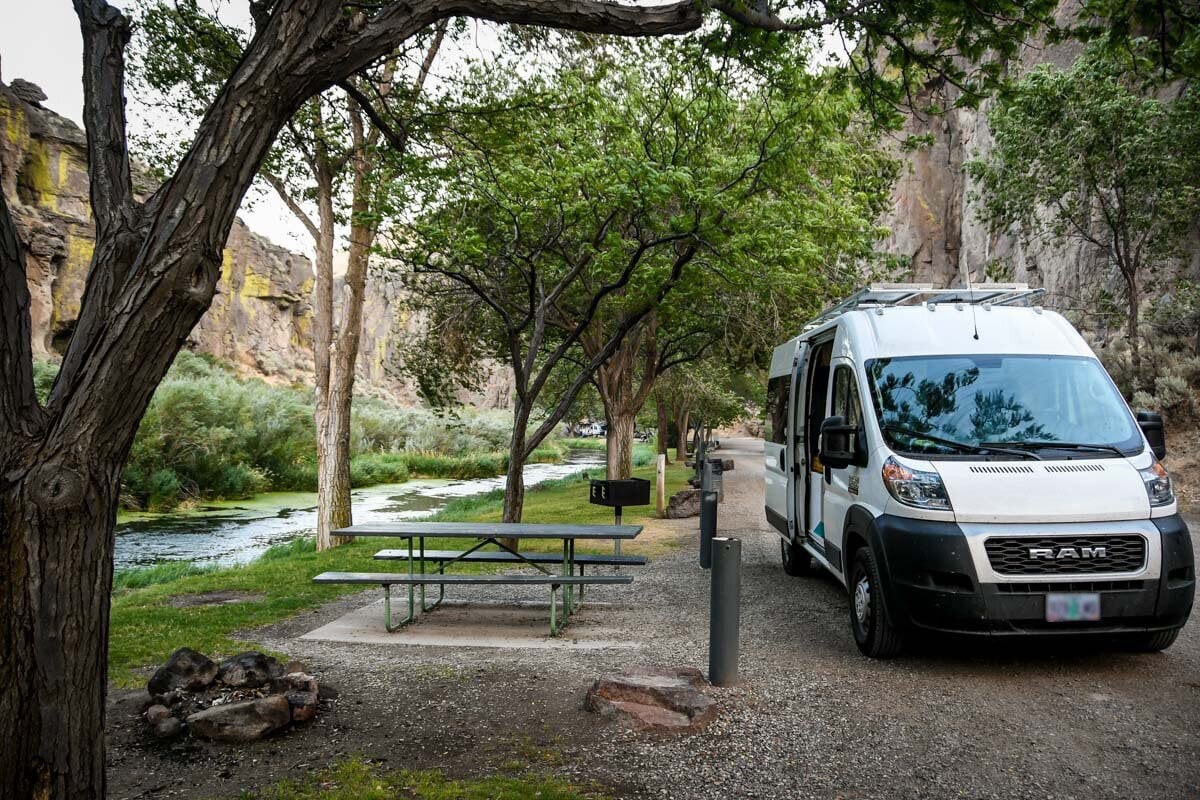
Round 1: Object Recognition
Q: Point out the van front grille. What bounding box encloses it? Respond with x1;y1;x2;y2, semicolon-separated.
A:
984;535;1146;575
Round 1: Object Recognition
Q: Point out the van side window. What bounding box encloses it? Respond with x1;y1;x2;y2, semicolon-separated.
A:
832;365;864;453
765;376;790;444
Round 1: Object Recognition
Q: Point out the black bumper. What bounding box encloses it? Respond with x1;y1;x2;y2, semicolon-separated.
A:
872;513;1195;637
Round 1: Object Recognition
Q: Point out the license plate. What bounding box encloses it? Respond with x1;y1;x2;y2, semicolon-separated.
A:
1045;593;1101;622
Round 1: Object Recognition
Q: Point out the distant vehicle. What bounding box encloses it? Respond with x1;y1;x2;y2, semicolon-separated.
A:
764;283;1194;657
578;421;606;437
634;429;654;443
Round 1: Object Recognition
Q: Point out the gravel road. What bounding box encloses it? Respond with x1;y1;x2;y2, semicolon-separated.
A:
108;437;1199;800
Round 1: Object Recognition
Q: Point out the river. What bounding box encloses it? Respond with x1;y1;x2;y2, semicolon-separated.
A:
113;449;604;570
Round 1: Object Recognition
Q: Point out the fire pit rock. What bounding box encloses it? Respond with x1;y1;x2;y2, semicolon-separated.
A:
143;649;334;742
218;651;284;688
147;647;218;695
186;695;292;743
586;666;716;732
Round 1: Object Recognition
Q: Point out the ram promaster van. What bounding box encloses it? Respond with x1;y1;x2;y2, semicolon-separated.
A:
764;284;1195;657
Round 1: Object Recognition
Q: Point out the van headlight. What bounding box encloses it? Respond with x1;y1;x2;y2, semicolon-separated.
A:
1138;459;1175;507
881;456;952;511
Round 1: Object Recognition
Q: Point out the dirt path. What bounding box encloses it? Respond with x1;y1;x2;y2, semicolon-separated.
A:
107;438;1200;799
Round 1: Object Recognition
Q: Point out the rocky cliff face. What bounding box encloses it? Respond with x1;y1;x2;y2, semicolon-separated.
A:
878;1;1198;307
0;78;449;402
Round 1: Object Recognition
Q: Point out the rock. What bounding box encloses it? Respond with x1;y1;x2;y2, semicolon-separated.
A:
145;704;172;725
585;666;716;732
147;648;218;695
270;671;317;695
286;690;319;723
666;489;702;519
186;695;291;742
317;683;340;701
283;660;308;675
217;652;283;688
9;79;47;106
152;716;184;740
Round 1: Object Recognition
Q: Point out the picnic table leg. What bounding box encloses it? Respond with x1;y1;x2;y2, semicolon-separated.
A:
571;539;583;614
383;584;416;632
549;583;559;636
561;539;572;626
406;538;415;621
418;535;427;612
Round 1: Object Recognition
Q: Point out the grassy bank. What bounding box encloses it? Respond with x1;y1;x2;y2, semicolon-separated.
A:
36;352;535;511
108;445;688;686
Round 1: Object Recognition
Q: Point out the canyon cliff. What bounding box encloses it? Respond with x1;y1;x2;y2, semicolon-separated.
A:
1;77;514;406
879;1;1198;310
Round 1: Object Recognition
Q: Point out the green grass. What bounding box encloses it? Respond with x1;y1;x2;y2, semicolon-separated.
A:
230;757;602;800
113;561;217;591
108;452;689;686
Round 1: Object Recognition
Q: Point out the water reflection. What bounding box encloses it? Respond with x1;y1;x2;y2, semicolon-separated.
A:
113;449;605;569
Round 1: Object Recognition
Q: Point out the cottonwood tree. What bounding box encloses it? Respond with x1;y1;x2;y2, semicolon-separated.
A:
968;50;1200;385
133;4;450;549
0;2;1057;797
394;39;890;514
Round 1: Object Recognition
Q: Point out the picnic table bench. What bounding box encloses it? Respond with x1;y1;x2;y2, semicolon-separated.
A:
312;522;644;636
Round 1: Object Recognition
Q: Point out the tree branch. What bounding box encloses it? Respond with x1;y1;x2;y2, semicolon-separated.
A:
262;171;320;240
74;0;136;241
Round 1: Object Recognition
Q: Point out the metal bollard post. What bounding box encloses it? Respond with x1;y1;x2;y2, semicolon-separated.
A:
708;536;741;687
700;458;714;493
698;490;717;569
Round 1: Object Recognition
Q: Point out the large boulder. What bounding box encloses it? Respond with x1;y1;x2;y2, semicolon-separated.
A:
147;647;218;695
217;651;283;688
186;695;291;742
585;666;716;732
666;489;702;519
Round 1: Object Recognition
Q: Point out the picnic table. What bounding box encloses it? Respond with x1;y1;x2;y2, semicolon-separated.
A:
312;522;644;636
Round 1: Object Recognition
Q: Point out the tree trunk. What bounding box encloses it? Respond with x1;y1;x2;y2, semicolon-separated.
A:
655;387;670;465
1126;271;1141;391
605;411;637;480
675;407;690;462
1;461;119;800
501;404;528;549
312;159;345;551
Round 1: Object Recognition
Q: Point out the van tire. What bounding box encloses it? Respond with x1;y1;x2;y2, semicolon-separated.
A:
781;537;817;576
849;545;904;658
1123;628;1180;653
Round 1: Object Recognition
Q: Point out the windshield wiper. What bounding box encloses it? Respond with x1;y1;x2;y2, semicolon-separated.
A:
984;441;1125;457
883;425;1040;460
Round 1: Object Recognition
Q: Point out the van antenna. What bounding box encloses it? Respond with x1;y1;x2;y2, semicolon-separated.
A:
967;276;980;340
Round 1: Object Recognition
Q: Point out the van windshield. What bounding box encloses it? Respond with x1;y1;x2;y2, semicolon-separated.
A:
865;355;1141;457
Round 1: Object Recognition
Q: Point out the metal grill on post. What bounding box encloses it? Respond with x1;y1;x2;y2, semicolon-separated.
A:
589;477;650;563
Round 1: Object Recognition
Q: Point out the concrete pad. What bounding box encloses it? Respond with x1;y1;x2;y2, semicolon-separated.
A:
300;598;642;650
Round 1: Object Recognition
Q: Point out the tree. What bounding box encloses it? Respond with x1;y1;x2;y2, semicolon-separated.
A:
967;51;1200;385
395;39;891;516
0;2;1058;796
132;4;449;549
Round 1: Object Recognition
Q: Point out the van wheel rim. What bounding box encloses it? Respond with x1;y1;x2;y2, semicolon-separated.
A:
854;576;871;625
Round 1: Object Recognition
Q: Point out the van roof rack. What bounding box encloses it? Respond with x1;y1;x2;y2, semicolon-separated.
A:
804;282;1045;330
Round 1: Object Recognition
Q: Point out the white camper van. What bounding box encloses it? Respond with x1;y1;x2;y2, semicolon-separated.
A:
764;284;1194;657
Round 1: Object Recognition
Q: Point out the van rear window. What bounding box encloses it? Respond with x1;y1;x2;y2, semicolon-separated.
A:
765;376;790;444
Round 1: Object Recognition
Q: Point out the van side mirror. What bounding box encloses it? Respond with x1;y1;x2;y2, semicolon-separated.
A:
820;415;864;469
1136;410;1167;460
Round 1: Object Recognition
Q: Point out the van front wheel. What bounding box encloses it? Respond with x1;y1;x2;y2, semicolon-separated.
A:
781;537;817;576
849;546;905;658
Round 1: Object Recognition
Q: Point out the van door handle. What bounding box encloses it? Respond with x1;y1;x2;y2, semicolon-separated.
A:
777;450;786;472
